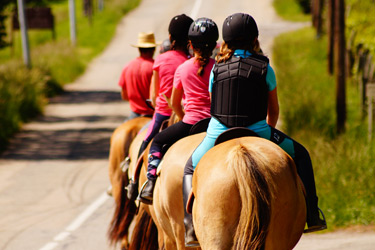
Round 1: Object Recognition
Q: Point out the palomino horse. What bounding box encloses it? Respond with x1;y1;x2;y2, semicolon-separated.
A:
108;113;180;249
107;116;151;248
192;136;306;249
129;133;306;250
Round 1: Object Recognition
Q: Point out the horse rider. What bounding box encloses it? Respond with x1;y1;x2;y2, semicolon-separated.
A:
182;12;327;248
137;14;194;158
138;18;219;205
118;32;157;121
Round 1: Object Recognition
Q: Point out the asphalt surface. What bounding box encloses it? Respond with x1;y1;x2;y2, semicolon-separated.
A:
1;0;374;249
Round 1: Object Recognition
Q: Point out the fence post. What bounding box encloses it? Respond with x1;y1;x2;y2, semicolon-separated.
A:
367;83;375;141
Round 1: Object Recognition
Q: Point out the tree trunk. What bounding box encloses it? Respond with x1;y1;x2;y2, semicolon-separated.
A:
312;0;324;38
334;0;346;133
328;0;335;74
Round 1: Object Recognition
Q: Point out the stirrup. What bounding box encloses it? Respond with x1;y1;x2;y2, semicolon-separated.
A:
304;208;327;233
137;180;153;205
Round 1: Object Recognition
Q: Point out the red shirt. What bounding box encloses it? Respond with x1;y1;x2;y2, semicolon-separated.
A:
118;57;154;115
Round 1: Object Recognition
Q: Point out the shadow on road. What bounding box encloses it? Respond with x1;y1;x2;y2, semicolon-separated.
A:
1;90;127;161
2;128;116;160
49;90;122;104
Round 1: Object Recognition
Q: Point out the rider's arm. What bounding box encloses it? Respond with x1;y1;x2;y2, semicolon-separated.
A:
150;70;159;107
171;86;184;120
267;87;279;127
120;88;129;101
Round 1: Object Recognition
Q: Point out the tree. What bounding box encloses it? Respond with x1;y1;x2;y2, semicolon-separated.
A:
327;0;335;74
312;0;324;38
334;0;346;133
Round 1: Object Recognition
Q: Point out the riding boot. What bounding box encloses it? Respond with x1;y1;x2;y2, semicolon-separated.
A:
138;154;161;205
183;174;199;248
126;179;138;200
127;141;148;201
293;142;327;233
304;197;327;233
138;178;156;205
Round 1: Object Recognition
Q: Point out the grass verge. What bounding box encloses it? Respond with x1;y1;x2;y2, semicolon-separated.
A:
0;0;141;151
273;27;375;229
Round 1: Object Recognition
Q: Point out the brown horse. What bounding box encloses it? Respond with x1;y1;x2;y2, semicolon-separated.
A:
107;116;151;249
130;134;306;249
108;113;180;250
192;137;306;249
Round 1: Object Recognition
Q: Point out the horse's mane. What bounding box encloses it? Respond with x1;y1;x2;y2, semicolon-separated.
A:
228;143;275;250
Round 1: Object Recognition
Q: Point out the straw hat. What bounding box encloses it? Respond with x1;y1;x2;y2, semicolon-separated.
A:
131;32;159;48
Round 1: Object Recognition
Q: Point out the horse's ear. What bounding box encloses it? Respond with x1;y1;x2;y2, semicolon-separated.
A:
214;127;259;146
187;192;195;214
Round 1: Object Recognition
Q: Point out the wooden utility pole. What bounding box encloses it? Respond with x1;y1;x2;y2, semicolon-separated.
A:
334;0;346;133
327;0;335;74
17;0;31;68
69;0;77;46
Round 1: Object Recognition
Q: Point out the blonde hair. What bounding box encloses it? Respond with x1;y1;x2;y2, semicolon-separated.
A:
216;39;262;63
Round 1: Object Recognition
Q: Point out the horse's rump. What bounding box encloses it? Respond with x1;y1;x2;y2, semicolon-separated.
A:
193;137;306;250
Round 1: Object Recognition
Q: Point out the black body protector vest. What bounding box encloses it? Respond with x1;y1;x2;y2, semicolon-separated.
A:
211;54;269;128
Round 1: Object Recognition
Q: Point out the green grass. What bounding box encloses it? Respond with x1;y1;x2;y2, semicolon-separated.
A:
273;27;375;229
0;0;141;151
1;0;140;83
273;0;310;22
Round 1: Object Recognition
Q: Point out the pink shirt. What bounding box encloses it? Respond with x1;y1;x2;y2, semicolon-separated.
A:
173;57;214;124
118;57;154;115
153;50;188;116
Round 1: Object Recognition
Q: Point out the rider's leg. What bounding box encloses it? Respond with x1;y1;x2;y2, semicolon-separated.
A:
293;141;327;233
139;122;193;204
257;126;327;233
182;134;216;247
183;157;199;248
137;113;170;158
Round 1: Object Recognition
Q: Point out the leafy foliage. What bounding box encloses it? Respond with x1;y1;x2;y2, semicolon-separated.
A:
346;0;375;55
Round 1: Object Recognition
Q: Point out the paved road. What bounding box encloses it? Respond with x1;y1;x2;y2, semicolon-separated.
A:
1;0;374;249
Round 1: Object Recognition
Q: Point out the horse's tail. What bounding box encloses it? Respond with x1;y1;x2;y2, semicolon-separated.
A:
228;144;274;250
128;206;159;250
108;169;137;246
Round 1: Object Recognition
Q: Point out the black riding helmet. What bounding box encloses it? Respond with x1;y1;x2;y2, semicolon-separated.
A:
168;14;194;40
188;17;219;47
222;13;258;43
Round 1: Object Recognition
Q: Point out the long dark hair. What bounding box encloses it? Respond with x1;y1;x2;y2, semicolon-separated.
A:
170;36;191;57
193;42;216;76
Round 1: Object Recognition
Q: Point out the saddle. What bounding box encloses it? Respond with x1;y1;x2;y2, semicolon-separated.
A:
186;127;259;213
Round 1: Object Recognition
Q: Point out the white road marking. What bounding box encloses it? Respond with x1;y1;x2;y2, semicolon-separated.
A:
39;192;109;250
39;2;204;249
190;0;202;20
